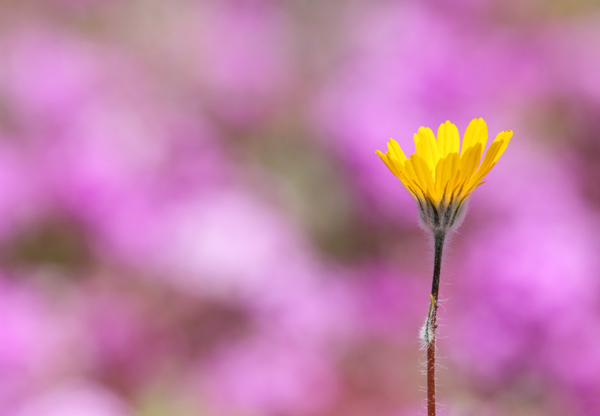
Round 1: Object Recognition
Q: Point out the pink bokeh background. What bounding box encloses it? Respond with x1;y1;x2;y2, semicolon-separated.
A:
0;0;598;415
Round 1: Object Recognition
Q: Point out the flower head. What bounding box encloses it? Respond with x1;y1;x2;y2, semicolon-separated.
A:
376;118;512;232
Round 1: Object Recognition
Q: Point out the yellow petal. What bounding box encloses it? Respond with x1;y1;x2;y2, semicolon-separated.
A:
403;158;424;199
377;150;418;198
460;181;487;202
409;153;435;199
444;154;461;196
458;143;483;184
434;152;457;199
414;127;439;171
461;118;488;154
376;150;399;176
491;131;512;164
388;139;408;163
441;152;460;198
434;159;445;199
466;131;511;188
437;121;460;158
385;150;407;176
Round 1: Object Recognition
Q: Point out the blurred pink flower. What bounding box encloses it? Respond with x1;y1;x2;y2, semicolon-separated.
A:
0;27;101;125
157;1;294;126
204;339;338;415
11;382;131;416
449;143;600;398
0;278;85;412
100;186;315;299
0;143;41;241
351;267;425;342
543;14;600;103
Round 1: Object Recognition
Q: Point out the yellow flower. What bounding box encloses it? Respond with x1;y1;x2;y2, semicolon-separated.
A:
376;118;512;232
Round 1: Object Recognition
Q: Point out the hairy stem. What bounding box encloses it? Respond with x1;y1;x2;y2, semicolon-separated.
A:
427;231;445;416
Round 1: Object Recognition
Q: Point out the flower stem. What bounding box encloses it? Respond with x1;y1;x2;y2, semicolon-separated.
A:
427;231;446;416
